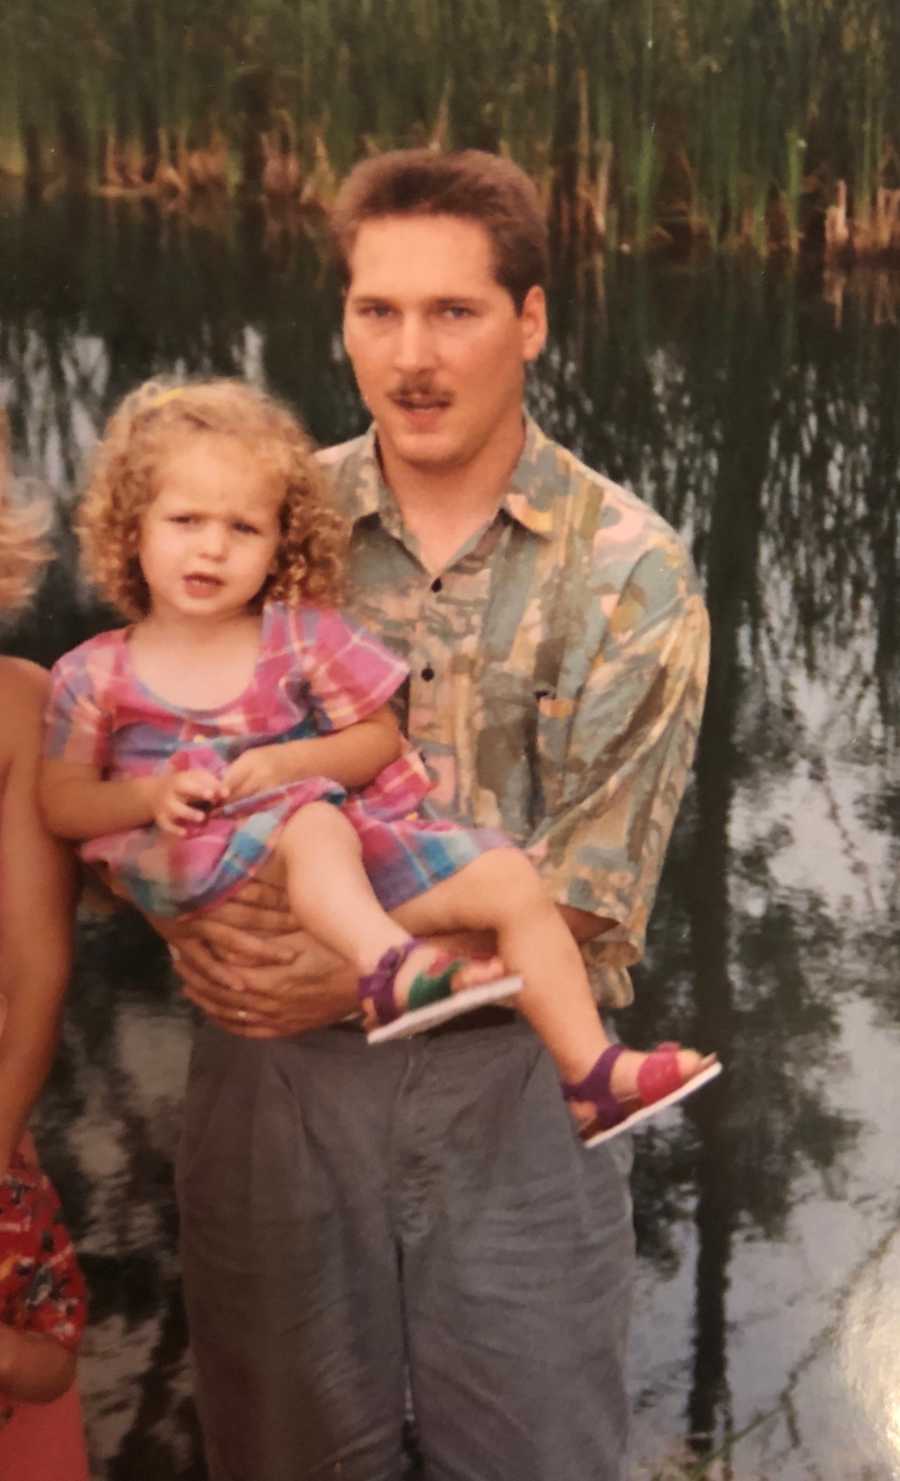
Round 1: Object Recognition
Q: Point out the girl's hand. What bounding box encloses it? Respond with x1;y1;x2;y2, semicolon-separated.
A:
221;745;295;802
155;768;223;836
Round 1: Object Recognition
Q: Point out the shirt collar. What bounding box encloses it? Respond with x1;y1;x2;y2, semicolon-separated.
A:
328;425;383;526
498;415;559;540
334;414;557;542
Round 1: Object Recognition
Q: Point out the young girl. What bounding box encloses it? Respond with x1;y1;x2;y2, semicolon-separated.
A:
41;379;720;1145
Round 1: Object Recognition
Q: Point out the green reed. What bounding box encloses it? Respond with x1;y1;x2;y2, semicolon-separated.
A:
4;0;900;253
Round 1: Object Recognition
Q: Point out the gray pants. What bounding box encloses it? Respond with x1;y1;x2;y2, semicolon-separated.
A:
176;1016;635;1481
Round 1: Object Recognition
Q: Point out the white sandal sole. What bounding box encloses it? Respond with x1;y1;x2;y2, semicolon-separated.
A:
367;975;523;1044
581;1057;723;1148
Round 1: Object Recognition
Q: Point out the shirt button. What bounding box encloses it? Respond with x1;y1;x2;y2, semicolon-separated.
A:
430;577;443;593
421;665;435;682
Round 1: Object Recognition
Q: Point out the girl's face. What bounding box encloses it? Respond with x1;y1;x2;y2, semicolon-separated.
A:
138;433;282;625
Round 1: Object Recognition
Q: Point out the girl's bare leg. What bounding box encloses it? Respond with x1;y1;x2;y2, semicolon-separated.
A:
273;803;507;1011
392;847;709;1124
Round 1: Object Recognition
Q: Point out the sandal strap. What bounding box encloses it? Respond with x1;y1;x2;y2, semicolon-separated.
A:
561;1045;628;1130
358;941;420;1026
636;1043;684;1104
406;954;462;1013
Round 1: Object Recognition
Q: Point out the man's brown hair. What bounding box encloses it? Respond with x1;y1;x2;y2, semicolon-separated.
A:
331;149;548;312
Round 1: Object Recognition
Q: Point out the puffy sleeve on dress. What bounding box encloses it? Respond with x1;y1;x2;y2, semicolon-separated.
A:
292;607;409;734
43;640;114;769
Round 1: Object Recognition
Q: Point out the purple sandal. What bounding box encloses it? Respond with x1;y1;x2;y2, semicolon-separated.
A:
562;1042;722;1147
359;939;523;1045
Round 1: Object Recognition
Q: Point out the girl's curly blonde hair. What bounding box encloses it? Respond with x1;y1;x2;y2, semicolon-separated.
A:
77;378;348;620
0;409;52;614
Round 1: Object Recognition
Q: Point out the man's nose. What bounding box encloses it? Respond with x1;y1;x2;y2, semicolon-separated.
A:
393;313;437;372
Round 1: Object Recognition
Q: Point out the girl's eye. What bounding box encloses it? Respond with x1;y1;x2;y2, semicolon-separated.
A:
168;514;195;525
233;521;259;535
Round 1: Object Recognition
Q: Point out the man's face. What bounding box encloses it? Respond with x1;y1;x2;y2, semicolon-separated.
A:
342;214;546;479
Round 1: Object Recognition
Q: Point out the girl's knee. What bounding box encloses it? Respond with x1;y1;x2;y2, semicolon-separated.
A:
482;847;546;913
295;800;345;827
281;800;359;850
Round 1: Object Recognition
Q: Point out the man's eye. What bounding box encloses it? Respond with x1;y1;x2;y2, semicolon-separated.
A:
359;304;394;319
441;305;474;320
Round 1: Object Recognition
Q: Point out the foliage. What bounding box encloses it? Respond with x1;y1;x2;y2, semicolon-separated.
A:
4;1;900;248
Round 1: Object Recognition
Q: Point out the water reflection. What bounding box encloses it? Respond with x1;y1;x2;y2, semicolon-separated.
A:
1;199;897;1479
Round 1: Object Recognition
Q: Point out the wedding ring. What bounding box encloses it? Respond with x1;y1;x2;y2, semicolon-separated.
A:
237;1009;249;1022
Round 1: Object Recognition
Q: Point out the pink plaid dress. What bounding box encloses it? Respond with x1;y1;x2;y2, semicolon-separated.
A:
44;604;505;919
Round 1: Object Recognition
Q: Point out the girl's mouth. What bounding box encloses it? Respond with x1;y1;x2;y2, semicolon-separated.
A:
183;573;223;596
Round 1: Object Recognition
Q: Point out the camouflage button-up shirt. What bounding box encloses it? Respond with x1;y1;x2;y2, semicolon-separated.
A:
320;416;709;1007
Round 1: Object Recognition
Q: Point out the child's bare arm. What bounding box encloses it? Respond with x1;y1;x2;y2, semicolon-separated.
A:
41;758;164;841
0;1326;76;1404
223;704;403;801
41;759;226;841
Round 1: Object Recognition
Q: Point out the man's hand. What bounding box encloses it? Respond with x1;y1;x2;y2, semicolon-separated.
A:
155;877;298;964
155;767;223;835
162;873;507;1042
222;744;297;802
158;876;358;1037
171;927;359;1038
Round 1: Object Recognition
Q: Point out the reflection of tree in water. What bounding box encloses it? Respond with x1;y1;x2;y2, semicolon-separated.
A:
0;198;360;502
850;773;900;1037
542;253;895;1465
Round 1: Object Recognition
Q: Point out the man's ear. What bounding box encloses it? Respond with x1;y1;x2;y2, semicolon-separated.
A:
520;285;548;363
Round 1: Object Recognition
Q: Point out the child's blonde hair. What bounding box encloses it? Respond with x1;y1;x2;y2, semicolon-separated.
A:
77;378;347;620
0;409;52;614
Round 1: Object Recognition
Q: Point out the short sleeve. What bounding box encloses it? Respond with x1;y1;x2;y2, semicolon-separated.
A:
43;646;112;768
294;607;409;733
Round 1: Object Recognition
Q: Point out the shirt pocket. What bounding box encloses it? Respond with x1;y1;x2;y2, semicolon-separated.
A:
534;689;576;819
469;668;559;841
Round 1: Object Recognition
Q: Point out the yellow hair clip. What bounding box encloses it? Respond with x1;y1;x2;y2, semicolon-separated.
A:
146;387;188;412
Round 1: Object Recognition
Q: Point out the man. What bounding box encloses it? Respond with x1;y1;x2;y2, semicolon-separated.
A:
172;149;709;1481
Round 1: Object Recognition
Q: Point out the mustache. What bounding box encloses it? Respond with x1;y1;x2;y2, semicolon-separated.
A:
389;378;452;400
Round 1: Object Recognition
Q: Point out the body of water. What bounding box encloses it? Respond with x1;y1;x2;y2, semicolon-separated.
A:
1;194;897;1480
